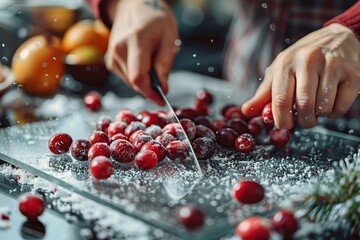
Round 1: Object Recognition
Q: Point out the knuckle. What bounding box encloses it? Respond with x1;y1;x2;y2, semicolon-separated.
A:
275;51;293;66
296;97;314;112
273;93;291;110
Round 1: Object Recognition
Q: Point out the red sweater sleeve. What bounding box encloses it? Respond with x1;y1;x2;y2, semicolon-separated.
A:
324;1;360;41
86;0;113;29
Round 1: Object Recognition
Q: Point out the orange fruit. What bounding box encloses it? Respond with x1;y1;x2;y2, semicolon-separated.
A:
12;34;64;96
65;46;104;65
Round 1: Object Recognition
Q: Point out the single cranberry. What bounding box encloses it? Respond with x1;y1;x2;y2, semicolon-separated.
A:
192;137;215;160
211;119;227;132
194;100;210;116
195;125;216;142
142;112;167;128
196;89;213;105
96;116;112;133
129;130;148;144
110;133;128;143
221;104;236;117
272;209;298;240
194;116;212;129
235;133;255;154
262;102;274;126
71;139;92;161
236;216;270;240
232;180;264;204
88;143;111;161
89;131;110;145
224;106;245;120
137;110;151;121
18;194;45;220
145;125;162;139
133;134;153;152
157;133;176;147
227;118;249;135
180;118;196;141
162;123;182;137
248;116;265;138
48;133;73;154
134;150;158;170
115;109;138;124
89;156;114;180
166;140;188;161
177;206;205;231
175;108;199;121
84;91;102;112
1;213;9;220
216;128;238;148
107;121;127;138
124;121;146;137
110;139;136;163
269;128;291;148
141;140;167;162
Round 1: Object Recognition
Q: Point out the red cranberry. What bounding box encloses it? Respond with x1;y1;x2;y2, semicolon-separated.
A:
110;133;128;143
175;108;198;121
224;106;245;120
194;116;212;129
162;123;181;137
48;133;73;154
262;102;274;125
18;194;45;220
141;140;167;162
177;206;205;231
84;91;102;112
107;121;127;138
71;139;91;161
227;118;249;135
221;104;236;117
157;133;176;147
96;116;112;133
194;100;210;116
88;143;111;161
216;128;238;148
236;216;270;240
235;133;255;154
196;89;213;105
269;128;291;148
89;131;110;145
192;137;215;160
248;116;265;138
180;118;196;141
272;209;298;240
145;125;162;139
133;134;153;152
137;110;151;121
115;109;138;124
1;214;9;220
142;112;167;128
232;180;264;204
195;125;216;142
166;140;188;161
134;150;158;170
110;139;136;163
211;119;227;132
124;121;146;137
129;130;148;144
89;156;114;180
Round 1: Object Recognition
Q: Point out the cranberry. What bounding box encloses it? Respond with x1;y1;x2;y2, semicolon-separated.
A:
110;133;128;143
96;116;112;133
89;156;114;180
235;133;255;154
110;139;136;163
133;134;153;152
107;121;127;138
196;89;213;105
134;150;158;170
137;110;151;121
162;123;181;137
269;128;291;148
227;118;249;135
194;116;212;129
157;133;176;147
175;108;198;121
142;112;167;128
141;140;167;162
194;100;210;116
224;106;245;120
180;119;196;141
216;128;238;148
262;102;274;126
272;209;298;240
89;131;110;145
166;140;188;161
177;206;205;231
195;125;216;142
1;214;9;221
232;180;264;204
145;125;162;139
211;119;227;132
221;104;236;117
84;91;102;112
18;194;45;220
88;143;111;161
71;139;92;161
236;216;270;240
248;116;265;138
129;130;148;144
192;137;215;160
115;109;138;124
124;121;146;137
48;133;73;154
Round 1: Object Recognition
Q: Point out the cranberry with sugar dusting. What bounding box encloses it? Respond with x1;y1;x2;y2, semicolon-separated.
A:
145;125;162;139
71;139;92;161
262;102;274;126
115;109;138;124
216;128;238;148
89;156;114;180
166;140;188;161
272;209;298;240
110;133;128;143
162;123;182;137
110;139;136;163
124;121;146;137
96;116;112;133
137;110;151;121
195;124;216;141
235;133;255;154
88;143;111;161
192;137;215;160
269;128;291;148
133;134;153;152
142;112;167;128
107;121;127;138
180;118;196;141
129;130;148;144
84;91;102;112
18;194;45;220
134;150;158;170
141;140;167;162
232;180;264;204
157;133;176;147
177;206;205;231
236;216;270;240
48;133;73;154
89;131;110;145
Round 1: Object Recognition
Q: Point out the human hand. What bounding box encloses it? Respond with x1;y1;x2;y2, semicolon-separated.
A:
242;23;360;130
106;0;179;106
0;65;5;83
